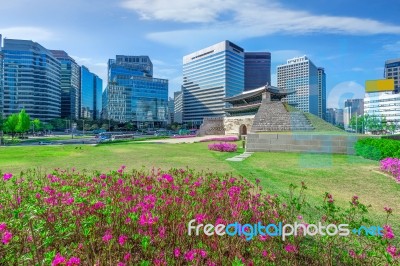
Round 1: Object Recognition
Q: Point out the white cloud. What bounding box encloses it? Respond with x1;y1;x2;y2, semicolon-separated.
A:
0;26;53;42
121;0;400;47
383;41;400;53
327;81;364;108
121;0;237;23
351;67;364;72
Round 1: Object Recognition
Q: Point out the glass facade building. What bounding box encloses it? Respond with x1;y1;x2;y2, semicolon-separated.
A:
318;67;327;119
277;56;323;117
50;50;80;120
105;55;168;127
244;52;271;91
80;66;102;120
182;40;244;125
0;51;3;118
174;90;183;123
2;39;61;121
385;58;400;92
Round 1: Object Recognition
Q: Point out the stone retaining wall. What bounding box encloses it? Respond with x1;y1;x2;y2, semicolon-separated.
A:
198;117;225;136
246;133;370;154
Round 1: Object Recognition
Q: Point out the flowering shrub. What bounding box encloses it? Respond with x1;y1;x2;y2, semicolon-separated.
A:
0;168;399;265
355;138;400;160
200;136;239;142
208;142;238;152
380;157;400;182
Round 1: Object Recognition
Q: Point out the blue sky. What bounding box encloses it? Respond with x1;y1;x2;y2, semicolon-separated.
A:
1;0;400;108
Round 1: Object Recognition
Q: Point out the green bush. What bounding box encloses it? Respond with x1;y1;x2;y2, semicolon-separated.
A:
355;138;400;160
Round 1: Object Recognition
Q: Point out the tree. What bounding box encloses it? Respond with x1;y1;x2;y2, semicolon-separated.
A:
31;118;42;133
4;114;19;139
387;122;398;134
0;116;4;131
90;124;99;131
17;109;31;135
49;118;65;131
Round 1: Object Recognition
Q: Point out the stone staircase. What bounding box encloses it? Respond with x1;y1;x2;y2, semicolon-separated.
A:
251;100;314;132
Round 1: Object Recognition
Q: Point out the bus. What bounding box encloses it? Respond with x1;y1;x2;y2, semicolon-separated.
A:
111;134;134;141
98;132;134;142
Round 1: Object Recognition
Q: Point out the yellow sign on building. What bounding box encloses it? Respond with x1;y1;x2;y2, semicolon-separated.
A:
365;79;395;92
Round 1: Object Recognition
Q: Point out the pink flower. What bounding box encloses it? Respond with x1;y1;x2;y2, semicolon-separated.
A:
117;263;126;266
383;225;395;239
139;212;158;226
92;201;105;210
297;215;303;220
199;249;207;258
1;230;12;244
262;250;268;257
52;253;66;266
184;250;196;261
174;248;181;257
65;197;74;205
349;249;356;258
123;252;131;261
159;226;166;239
102;231;113;243
3;173;12;181
195;213;206;223
36;193;41;199
0;223;6;232
284;244;298;253
118;235;128;246
387;245;399;258
162;174;174;183
67;257;81;266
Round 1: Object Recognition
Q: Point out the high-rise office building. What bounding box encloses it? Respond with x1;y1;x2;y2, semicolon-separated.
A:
277;56;323;117
325;108;336;124
2;39;61;121
182;40;244;125
168;97;174;124
244;52;271;91
94;75;102;120
174;90;183;124
335;109;344;126
0;48;3;118
385;58;400;92
50;50;80;120
105;55;168;128
364;79;400;126
80;66;102;120
317;67;326;119
102;84;132;122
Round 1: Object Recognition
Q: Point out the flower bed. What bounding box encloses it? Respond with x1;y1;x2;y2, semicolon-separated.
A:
200;136;239;142
380;157;400;182
0;168;399;265
208;142;238;152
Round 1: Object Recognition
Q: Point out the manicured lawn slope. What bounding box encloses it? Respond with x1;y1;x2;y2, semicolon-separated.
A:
0;142;398;230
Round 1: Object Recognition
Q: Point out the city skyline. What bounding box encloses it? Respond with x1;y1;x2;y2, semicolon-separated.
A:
1;0;400;109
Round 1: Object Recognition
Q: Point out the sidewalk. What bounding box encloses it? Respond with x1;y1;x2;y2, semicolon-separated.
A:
142;135;238;144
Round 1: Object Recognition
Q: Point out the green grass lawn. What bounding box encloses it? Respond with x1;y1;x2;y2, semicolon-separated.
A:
0;141;398;231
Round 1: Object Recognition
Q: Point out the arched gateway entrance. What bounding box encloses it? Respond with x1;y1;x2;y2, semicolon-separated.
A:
239;124;247;137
